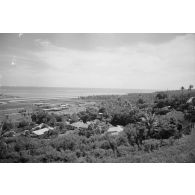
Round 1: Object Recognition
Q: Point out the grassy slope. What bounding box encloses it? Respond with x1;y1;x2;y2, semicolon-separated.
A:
107;128;195;163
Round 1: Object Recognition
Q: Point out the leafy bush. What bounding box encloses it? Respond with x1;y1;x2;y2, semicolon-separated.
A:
54;115;65;122
14;137;39;152
1;121;14;132
155;92;168;100
124;123;147;147
78;108;98;123
143;139;161;152
185;110;195;122
18;120;29;129
41;129;59;139
50;134;80;151
92;148;107;158
98;140;111;150
55;122;67;132
152;118;180;139
78;127;94;138
0;141;7;159
31;111;56;126
137;98;145;104
111;109;140;126
116;133;129;146
70;113;80;123
117;145;136;156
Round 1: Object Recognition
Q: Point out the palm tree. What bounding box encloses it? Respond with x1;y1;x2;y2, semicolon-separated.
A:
141;111;158;138
188;85;194;97
181;86;185;101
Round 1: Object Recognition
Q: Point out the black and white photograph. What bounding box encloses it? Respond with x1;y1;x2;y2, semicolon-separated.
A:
0;33;195;163
0;1;194;195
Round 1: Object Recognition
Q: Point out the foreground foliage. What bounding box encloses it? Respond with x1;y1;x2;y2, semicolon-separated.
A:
0;89;195;163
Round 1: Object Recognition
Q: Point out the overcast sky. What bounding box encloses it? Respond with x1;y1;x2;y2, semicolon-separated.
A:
0;33;194;90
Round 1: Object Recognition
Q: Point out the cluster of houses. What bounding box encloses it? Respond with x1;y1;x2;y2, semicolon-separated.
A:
70;120;124;135
17;120;124;138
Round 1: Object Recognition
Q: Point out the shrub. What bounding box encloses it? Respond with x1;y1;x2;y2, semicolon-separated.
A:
116;133;129;146
182;125;191;135
50;134;80;151
0;141;7;158
92;148;107;159
143;139;161;152
117;145;135;156
78;127;94;138
31;111;56;126
124;123;147;147
137;103;148;109
153;118;180;139
1;121;14;132
70;113;80;123
55;122;66;131
61;150;77;162
65;124;76;131
3;151;20;162
155;92;168;100
111;109;139;126
3;130;16;137
13;137;40;152
154;99;169;109
96;140;111;150
54;115;65;122
18;120;29;129
38;148;62;162
137;98;145;104
41;128;59;139
99;107;106;113
78;108;98;123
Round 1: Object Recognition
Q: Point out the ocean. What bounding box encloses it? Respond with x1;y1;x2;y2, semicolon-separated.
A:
0;86;155;99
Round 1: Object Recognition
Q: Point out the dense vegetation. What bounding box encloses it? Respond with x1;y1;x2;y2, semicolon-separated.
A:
0;87;195;163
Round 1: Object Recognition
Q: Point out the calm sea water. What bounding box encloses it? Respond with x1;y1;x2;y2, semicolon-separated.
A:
0;86;155;99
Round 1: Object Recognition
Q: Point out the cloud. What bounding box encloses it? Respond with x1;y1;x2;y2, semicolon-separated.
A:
29;34;195;89
2;34;195;89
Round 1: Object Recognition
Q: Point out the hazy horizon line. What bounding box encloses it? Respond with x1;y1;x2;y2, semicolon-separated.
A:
0;85;178;92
